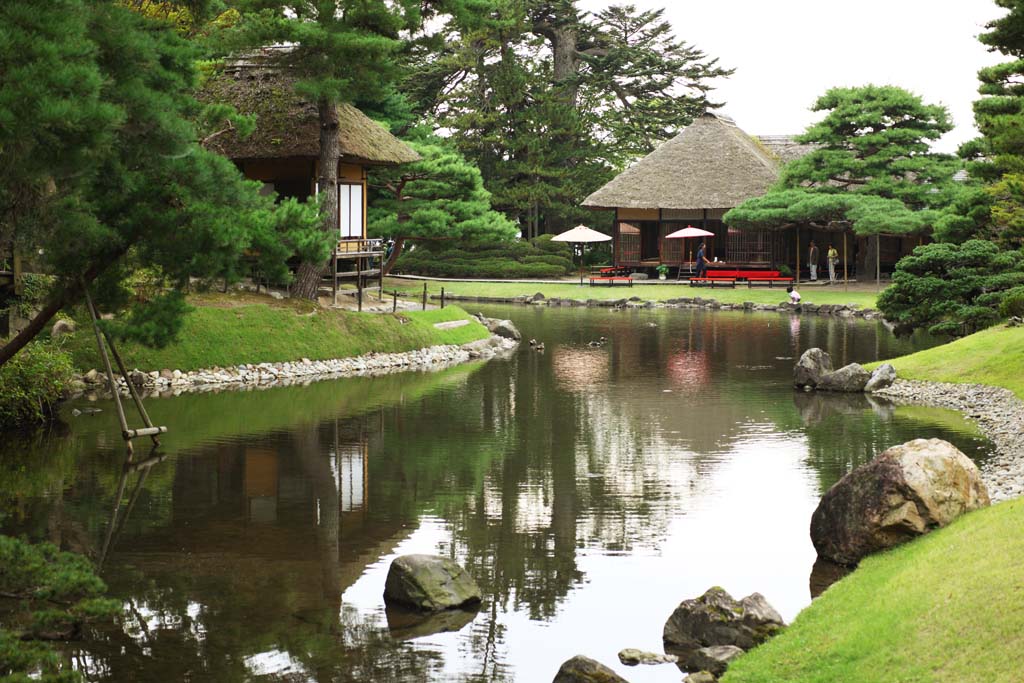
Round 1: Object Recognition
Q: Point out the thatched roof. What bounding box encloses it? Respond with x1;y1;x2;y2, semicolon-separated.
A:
757;135;816;163
198;57;419;166
583;114;807;210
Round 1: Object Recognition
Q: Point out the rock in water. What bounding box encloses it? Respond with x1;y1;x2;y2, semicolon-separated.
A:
816;363;871;392
552;655;630;683
482;317;521;341
617;649;677;666
685;673;718;683
864;363;896;392
383;555;481;612
663;587;784;655
793;348;833;388
810;438;991;565
686;646;744;677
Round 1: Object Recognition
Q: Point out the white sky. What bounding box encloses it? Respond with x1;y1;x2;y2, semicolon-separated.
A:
578;0;1006;153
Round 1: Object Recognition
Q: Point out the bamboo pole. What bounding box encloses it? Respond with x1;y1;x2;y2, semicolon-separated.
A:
84;289;130;448
422;282;427;310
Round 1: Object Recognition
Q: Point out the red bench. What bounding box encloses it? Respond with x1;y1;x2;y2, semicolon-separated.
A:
707;269;781;280
589;276;633;286
747;277;794;288
689;277;736;288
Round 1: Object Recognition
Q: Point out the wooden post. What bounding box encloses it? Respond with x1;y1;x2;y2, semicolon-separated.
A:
392;290;397;312
12;252;22;296
357;256;363;312
332;251;338;306
441;287;446;309
843;231;848;292
422;282;427;310
378;252;384;301
876;234;881;290
84;289;130;448
795;227;800;285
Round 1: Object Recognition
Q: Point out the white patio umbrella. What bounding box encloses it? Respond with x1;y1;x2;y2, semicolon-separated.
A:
552;225;612;285
665;225;715;272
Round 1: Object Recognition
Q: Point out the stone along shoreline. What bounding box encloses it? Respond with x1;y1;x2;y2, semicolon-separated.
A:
875;379;1024;502
75;335;518;398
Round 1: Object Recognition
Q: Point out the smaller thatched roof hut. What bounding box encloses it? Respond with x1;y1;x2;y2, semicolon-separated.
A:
198;55;419;166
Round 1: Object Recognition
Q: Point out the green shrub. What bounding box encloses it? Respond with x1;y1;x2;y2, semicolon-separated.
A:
0;342;75;429
395;237;577;279
878;240;1024;336
777;264;793;277
999;287;1024;318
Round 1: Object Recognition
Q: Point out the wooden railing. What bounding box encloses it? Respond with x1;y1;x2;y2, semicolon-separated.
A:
335;238;383;256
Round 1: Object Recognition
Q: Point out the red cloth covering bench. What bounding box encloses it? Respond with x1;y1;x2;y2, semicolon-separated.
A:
707;269;781;280
689;277;736;288
589;276;633;286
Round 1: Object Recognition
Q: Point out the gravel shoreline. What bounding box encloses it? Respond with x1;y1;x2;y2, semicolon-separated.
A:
75;335;518;399
874;379;1024;502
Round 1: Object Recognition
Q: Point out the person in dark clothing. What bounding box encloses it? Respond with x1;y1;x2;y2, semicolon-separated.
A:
695;242;710;278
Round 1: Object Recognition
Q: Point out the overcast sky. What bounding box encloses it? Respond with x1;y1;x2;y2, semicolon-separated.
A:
578;0;1006;153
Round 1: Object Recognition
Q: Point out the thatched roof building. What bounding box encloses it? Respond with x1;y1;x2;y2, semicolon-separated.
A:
199;58;419;166
581;113;826;270
583;114;787;211
197;52;419;243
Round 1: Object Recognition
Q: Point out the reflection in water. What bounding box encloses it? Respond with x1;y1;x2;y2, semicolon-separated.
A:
0;306;993;683
809;557;854;598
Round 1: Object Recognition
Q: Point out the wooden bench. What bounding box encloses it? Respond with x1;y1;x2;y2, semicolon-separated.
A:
746;277;794;288
589;276;633;287
689;277;736;288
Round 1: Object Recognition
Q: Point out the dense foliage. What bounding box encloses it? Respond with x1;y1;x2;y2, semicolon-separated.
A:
726;85;963;242
394;236;575;278
404;0;731;236
368;129;518;271
877;240;1024;336
0;0;326;365
0;342;74;430
0;536;119;682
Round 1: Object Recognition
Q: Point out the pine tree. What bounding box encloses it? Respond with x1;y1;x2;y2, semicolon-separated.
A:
726;85;960;241
368;128;518;271
0;1;323;367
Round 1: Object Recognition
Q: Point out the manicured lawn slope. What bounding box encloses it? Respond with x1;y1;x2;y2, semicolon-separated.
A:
723;499;1024;683
386;278;882;308
867;324;1024;399
64;292;489;372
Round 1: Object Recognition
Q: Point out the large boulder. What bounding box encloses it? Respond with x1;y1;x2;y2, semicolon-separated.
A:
663;587;784;655
793;348;833;388
478;315;522;341
552;655;630;683
864;363;897;392
810;438;991;565
816;363;871;393
51;318;77;339
383;555;482;612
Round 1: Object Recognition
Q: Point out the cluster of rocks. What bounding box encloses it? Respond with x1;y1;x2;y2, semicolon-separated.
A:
75;335;517;398
441;292;884;319
873;379;1024;503
810;438;991;566
794;347;896;393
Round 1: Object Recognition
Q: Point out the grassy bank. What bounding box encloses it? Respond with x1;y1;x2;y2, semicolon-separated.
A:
386;278;883;308
723;498;1024;683
63;292;490;372
867;323;1024;399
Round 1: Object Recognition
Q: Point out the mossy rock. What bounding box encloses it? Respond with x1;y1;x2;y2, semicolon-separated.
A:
383;554;481;612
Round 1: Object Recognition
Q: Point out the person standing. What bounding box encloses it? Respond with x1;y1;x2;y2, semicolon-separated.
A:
827;244;839;283
695;241;710;278
808;240;819;281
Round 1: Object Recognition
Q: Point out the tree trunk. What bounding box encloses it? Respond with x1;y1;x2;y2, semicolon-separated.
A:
382;235;407;276
292;98;341;301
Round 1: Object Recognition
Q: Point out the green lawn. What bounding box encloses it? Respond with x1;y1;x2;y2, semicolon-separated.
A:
867;323;1024;399
63;292;490;372
723;498;1024;683
385;278;883;308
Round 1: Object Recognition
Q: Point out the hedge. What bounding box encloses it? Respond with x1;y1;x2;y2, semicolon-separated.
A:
395;237;579;279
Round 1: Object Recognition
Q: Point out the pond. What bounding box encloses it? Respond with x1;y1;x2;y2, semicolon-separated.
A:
0;305;992;682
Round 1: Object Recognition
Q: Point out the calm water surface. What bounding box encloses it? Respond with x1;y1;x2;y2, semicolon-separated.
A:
0;305;992;682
